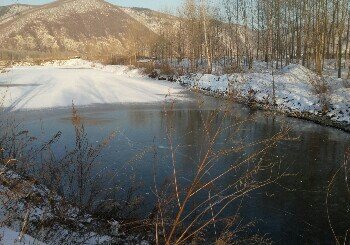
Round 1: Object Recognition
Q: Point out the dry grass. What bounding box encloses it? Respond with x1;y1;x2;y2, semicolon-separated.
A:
309;76;331;115
0;106;127;243
310;76;330;95
158;63;175;76
343;79;350;88
142;100;293;244
99;55;129;66
223;65;244;74
141;63;156;76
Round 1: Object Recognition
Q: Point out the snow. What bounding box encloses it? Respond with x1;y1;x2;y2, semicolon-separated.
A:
0;59;186;111
0;165;148;244
2;58;349;125
178;63;350;124
0;227;45;245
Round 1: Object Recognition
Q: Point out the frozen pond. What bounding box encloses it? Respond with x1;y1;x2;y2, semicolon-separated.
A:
10;95;350;244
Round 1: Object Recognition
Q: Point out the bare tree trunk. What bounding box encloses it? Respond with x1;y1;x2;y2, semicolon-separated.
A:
201;0;212;73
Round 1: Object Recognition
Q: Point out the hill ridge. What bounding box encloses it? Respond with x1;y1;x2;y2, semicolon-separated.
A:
0;0;162;55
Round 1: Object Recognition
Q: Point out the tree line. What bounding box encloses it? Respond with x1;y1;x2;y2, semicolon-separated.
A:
132;0;350;77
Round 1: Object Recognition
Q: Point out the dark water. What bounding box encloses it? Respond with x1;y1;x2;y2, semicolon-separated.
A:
13;97;350;244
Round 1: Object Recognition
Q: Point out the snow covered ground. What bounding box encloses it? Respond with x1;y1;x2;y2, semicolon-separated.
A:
1;58;349;127
0;227;45;245
178;63;350;125
0;59;186;111
0;165;147;244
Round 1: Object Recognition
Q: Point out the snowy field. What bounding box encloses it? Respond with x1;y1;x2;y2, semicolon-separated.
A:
1;59;349;126
0;59;186;111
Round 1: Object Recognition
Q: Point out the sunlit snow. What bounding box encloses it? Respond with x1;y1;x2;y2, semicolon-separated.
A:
0;59;186;111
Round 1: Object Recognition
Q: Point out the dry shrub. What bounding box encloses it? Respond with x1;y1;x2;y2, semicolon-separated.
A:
103;55;118;65
326;147;350;245
310;76;329;95
309;76;330;114
0;104;117;209
144;64;156;75
247;88;258;106
159;63;175;75
37;105;118;209
101;55;128;65
0;94;291;244
137;62;155;75
0;105;145;243
32;59;44;66
175;67;186;76
148;102;291;244
0;51;74;65
343;79;350;88
223;65;244;74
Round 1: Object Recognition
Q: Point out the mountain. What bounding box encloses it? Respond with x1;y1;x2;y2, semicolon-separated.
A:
121;7;177;34
0;0;251;58
0;4;34;24
0;0;159;55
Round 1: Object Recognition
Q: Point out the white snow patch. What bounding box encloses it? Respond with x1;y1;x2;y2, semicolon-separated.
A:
0;227;45;245
178;63;350;124
1;59;186;111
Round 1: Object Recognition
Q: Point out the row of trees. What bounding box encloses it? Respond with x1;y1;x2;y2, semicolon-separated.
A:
133;0;350;77
255;0;350;77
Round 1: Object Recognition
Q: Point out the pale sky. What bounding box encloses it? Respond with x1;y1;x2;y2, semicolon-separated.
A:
0;0;182;11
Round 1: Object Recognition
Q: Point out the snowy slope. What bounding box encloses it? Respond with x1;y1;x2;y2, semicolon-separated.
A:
120;7;177;34
0;4;34;25
0;0;155;54
0;59;186;111
0;165;140;244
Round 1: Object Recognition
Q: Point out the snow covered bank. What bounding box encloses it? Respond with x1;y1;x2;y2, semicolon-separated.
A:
0;165;147;244
177;64;350;129
0;59;186;111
